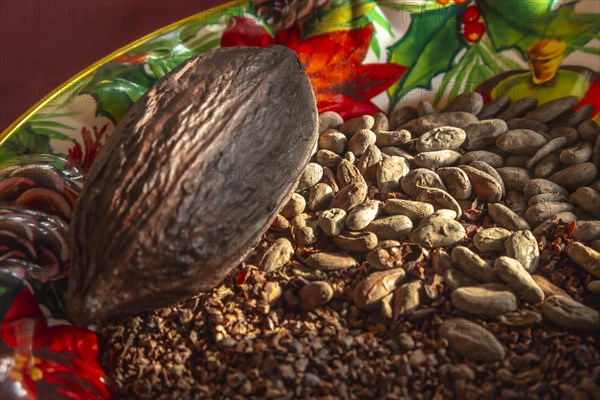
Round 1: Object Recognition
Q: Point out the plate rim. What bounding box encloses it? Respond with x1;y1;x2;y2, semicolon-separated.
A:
0;0;244;147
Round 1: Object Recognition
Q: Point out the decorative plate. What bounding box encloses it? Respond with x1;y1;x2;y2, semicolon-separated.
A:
1;0;598;398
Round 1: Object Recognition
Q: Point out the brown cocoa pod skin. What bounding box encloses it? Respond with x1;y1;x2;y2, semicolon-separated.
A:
67;46;318;324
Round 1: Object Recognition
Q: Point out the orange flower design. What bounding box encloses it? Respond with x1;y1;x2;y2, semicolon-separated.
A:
222;18;406;119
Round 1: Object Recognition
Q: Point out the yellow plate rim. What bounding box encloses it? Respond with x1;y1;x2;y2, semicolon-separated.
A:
0;0;244;146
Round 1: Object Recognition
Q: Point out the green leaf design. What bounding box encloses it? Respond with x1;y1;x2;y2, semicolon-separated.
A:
1;125;53;164
80;78;147;124
378;0;449;14
387;4;467;110
300;0;377;38
478;0;600;59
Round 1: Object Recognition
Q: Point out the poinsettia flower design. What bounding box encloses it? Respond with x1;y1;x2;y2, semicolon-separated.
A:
0;288;110;400
221;17;406;119
67;124;108;176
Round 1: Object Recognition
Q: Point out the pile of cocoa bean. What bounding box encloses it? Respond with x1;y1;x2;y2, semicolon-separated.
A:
105;93;600;399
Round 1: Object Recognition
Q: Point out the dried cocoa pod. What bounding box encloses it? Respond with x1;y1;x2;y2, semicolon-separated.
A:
67;46;318;324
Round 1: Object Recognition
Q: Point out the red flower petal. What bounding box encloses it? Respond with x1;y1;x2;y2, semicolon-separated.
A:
346;63;407;99
221;16;276;47
2;288;43;324
575;76;600;118
317;93;381;119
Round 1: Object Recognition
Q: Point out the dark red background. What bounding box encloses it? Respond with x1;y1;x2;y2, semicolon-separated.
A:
0;0;229;132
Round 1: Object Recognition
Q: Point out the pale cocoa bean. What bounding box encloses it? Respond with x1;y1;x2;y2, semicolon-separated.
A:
473;227;512;253
460;151;504;168
291;213;322;244
542;295;600;331
417;100;437;116
329;181;368;211
340;115;374;136
524;96;579;123
356;145;381;181
258;238;294;272
298;281;334;311
559;142;594;165
333;230;378;252
497;97;537;120
523;178;568;200
570;187;600;217
306;252;359;271
496;129;547;154
416;188;462;217
281;193;306;218
548;162;597;190
315;149;342;169
382;199;434;223
400;112;478;136
504;230;539;273
414;150;461;169
296;163;324;191
460;165;503;202
469;160;506;197
337;159;366;187
451;246;499;283
318;129;347;154
525;202;574;227
347;129;376;156
567;242;600;277
307;183;333;211
416;126;466;152
400;169;446;198
376;156;410;195
440;318;505;362
409;217;466;248
444;92;484;114
507;118;548;133
345;199;381;230
393;280;422;318
445;269;480;291
549;126;578;146
318;111;343;133
488;203;530;231
534;154;562;178
571;221;600;243
451;284;518;316
505;155;530;168
317;208;346;236
525;137;567;169
364;215;413;240
375;130;411;147
463;119;508;150
353;268;406;310
437;167;472;200
390;105;418;130
497;167;533;192
494;256;544;303
372;112;389;132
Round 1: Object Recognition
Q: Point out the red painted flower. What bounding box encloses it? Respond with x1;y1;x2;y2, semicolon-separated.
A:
0;289;110;400
221;18;406;119
67;124;108;176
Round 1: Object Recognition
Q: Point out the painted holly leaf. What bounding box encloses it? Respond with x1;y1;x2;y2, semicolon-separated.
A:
298;0;377;38
435;35;523;105
478;0;600;59
387;4;467;110
1;126;53;165
80;78;146;125
221;18;405;119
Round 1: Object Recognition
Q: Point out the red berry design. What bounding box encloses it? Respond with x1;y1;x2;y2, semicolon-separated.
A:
463;21;486;43
463;5;481;23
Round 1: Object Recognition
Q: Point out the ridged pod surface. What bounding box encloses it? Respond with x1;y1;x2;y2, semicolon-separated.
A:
68;46;318;324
